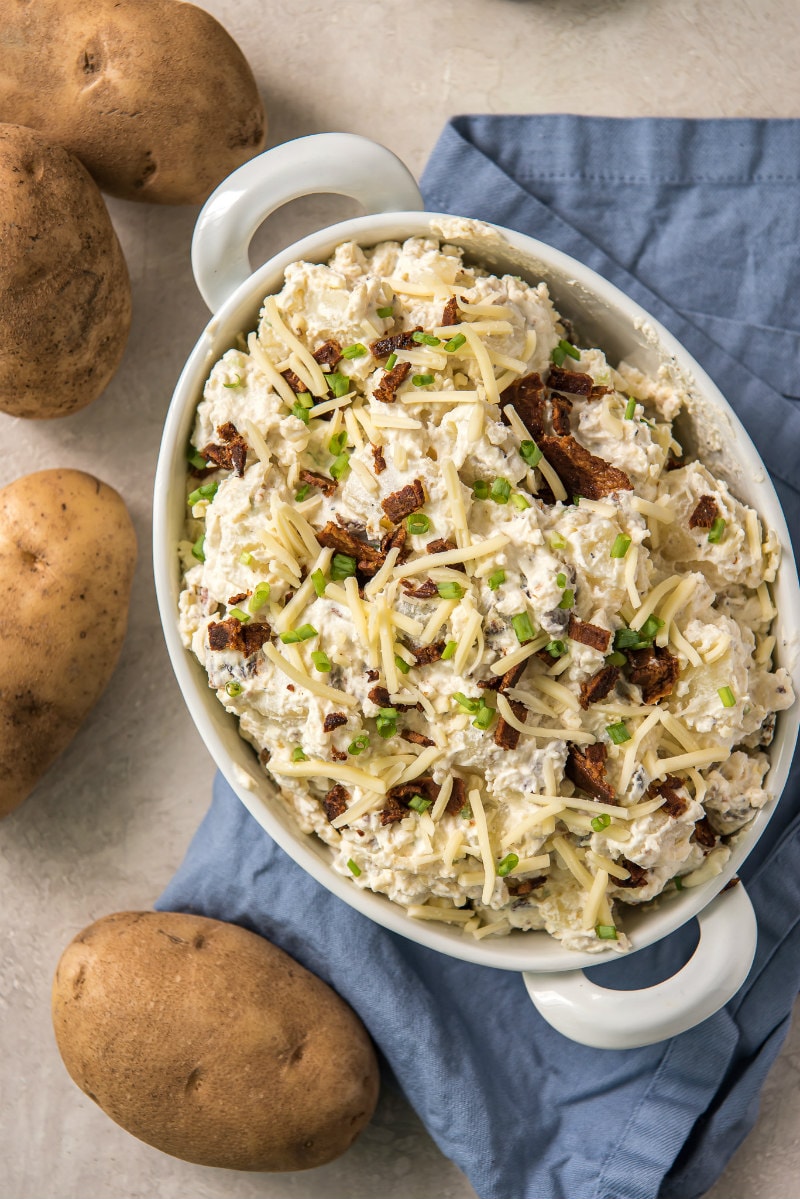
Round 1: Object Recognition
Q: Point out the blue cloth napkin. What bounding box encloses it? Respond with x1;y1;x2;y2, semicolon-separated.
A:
158;116;800;1199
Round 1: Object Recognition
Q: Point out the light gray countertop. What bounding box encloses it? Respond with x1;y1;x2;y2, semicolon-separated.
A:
2;1;799;1196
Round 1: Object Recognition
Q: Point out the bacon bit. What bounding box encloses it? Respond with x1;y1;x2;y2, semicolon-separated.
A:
426;537;456;554
441;297;459;326
550;394;573;436
579;663;620;710
495;697;527;750
281;368;307;394
401;577;438;599
647;774;689;817
316;521;384;576
299;468;337;497
202;421;248;477
401;730;435;748
627;645;680;704
330;747;348;762
666;451;684;471
568;615;612;654
380;524;408;560
445;776;467;816
323;712;348;732
507;876;547;897
589;384;612;399
313;339;342;367
539;434;633;501
722;875;741;892
410;642;445;666
688;495;720;529
502;372;546;439
366;669;380;682
372;443;387;474
566;743;615;803
207;617;271;655
499;660;528;693
477;675;502;692
547;366;594;396
322;784;349;823
370;327;422;359
693;816;717;850
616;858;649;888
227;592;249;606
367;685;419;713
258;747;271;765
380;775;441;825
381;479;425;523
373;360;411;404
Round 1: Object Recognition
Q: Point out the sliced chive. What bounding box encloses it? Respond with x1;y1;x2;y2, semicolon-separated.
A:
556;572;567;589
297;391;314;409
545;639;567;658
280;623;318;644
412;373;435;387
614;626;648;650
610;534;632;559
342;342;367;359
606;651;627;667
442;640;457;660
290;401;310;424
718;685;736;708
294;483;311;502
551;344;567;367
596;924;618;940
348;733;369;756
311;568;327;597
606;721;632;745
311;650;331;672
327;371;350;398
406;512;431;535
329;452;351;481
188;481;218;506
443;333;466;352
331;553;357;580
490;477;511;504
328;430;348;455
497;852;519;878
708;517;726;544
548;532;567;551
460;802;473;820
229;607;250;623
223;374;242;389
472;702;495;731
191;535;205;562
225;681;242;697
408;794;432;813
472;480;490;500
394;654;411;675
591;813;611;832
411;331;441;347
511;493;531;510
248;582;270;612
292;746;308;762
511;611;535;643
453;692;482;714
376;707;397;738
385;352;398;370
520;439;544;468
437;581;464;600
558;588;574;610
639;614;665;641
487;570;506;591
560;338;580;360
673;875;684;892
188;449;208;470
377;305;394;318
347;858;362;876
239;550;254;566
624;396;636;420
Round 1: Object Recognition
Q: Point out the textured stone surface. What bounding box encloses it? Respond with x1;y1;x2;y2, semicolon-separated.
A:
1;0;799;1196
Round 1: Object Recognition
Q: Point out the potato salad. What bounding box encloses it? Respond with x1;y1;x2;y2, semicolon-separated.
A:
179;235;794;952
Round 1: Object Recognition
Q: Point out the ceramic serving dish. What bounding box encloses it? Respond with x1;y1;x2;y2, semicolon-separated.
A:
153;133;800;1048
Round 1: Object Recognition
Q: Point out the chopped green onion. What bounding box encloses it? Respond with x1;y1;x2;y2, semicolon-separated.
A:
639;614;665;641
347;858;362;876
718;685;736;708
673;875;684;891
610;534;632;559
548;532;567;551
187;481;218;506
442;640;457;660
311;650;331;672
297;391;314;409
614;627;647;650
511;493;531;510
331;553;357;580
408;794;432;813
225;681;242;698
624;396;636;419
472;480;490;500
327;372;350;398
248;582;270;612
406;512;431;535
412;331;441;347
591;813;611;832
239;550;254;566
545;639;567;658
188;449;208;470
573;496;581;506
394;654;411;675
560;338;581;360
342;342;367;359
377;305;394;318
497;853;519;877
488;570;506;591
708;517;726;544
311;568;327;597
472;702;495;730
596;924;618;940
348;734;369;756
229;607;250;623
437;581;464;600
376;707;397;738
294;483;311;502
490;477;511;504
453;692;482;714
556;572;567;589
329;452;351;481
460;803;473;820
280;624;318;644
606;651;627;667
223;374;242;389
558;588;574;610
606;721;632;745
292;746;308;762
290;401;310;424
519;439;544;469
443;333;466;352
191;535;205;562
412;373;435;387
511;611;535;644
385;352;398;370
329;430;348;455
551;345;567;367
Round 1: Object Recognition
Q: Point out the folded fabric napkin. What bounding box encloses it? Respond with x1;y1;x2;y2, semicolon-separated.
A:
158;116;800;1199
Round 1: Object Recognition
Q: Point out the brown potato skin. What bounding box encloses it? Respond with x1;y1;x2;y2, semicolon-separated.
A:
0;470;136;817
52;911;380;1171
0;124;132;419
0;0;267;204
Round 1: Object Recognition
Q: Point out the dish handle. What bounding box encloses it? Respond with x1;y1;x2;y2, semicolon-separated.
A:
191;133;424;313
522;882;757;1049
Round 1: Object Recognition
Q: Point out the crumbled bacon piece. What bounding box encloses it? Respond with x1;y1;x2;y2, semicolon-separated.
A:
445;776;467;816
568;615;612;654
566;743;615;803
373;360;411;404
381;479;425;523
666;451;684;471
299;468;337;497
538;434;633;500
616;858;649;889
426;537;457;554
201;421;248;476
627;646;680;704
313;339;342;367
647;775;689;817
550;394;573;436
495;697;526;750
207;617;270;655
441;297;459;326
380;525;408;560
259;747;271;765
688;495;720;529
281;368;307;394
401;730;435;748
370;327;422;359
366;685;418;712
547;366;594;396
322;784;349;823
507;876;547;896
479;659;528;694
227;592;249;606
401;577;438;599
366;669;379;682
380;776;441;825
372;443;387;474
323;712;348;732
502;372;546;439
579;663;619;710
589;384;612;399
410;642;445;666
316;521;384;576
693;816;717;850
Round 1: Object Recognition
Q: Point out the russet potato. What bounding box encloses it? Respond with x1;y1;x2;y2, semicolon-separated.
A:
0;469;136;817
0;0;267;204
52;911;380;1171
